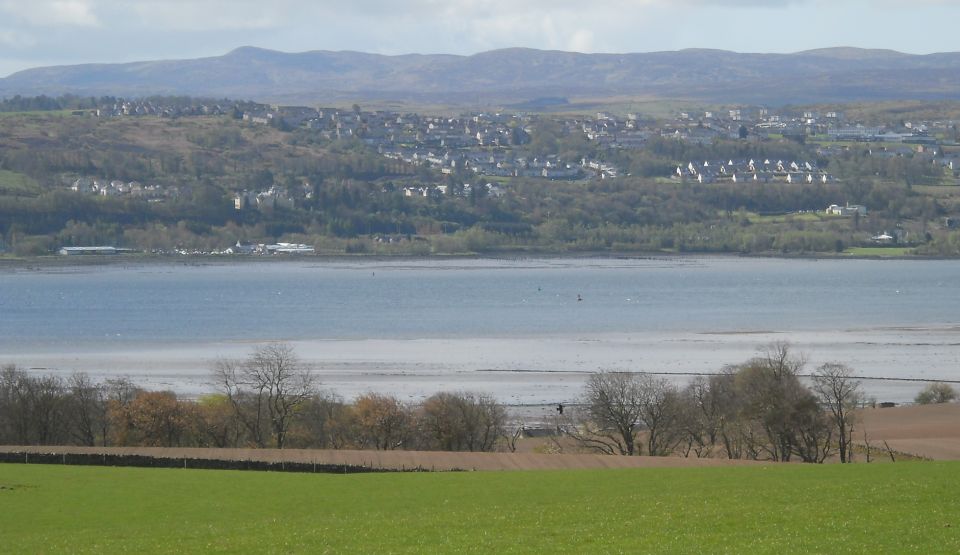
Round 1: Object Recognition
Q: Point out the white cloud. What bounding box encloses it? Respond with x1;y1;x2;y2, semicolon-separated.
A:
120;1;282;31
567;30;595;53
0;0;100;27
0;29;37;49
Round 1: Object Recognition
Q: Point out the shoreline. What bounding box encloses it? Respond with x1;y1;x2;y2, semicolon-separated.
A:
0;249;954;271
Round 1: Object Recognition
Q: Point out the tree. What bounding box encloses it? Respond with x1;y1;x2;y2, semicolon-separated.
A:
104;377;143;446
637;377;684;456
812;363;862;463
122;391;193;447
66;372;108;447
733;342;825;462
0;366;68;445
297;392;354;449
418;392;505;452
214;343;317;448
0;365;32;444
915;382;958;405
573;371;646;455
571;371;685;457
705;369;752;460
194;393;243;448
353;393;410;450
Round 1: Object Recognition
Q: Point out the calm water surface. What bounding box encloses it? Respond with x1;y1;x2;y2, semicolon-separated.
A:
1;256;959;350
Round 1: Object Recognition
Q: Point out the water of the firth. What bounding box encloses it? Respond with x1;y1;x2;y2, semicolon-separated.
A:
1;256;959;404
1;256;957;348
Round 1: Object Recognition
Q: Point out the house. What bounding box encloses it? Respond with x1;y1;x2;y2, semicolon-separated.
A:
71;178;94;194
234;191;255;210
226;241;256;255
826;204;868;217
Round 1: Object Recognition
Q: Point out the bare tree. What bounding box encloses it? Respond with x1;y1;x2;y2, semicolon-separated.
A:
707;368;750;460
506;423;525;453
791;393;834;463
813;363;862;463
66;372;108;447
214;358;266;447
678;377;722;458
862;429;873;463
734;343;821;462
571;372;646;455
25;375;68;445
568;372;686;457
761;341;806;376
638;377;684;456
0;365;31;444
0;366;69;445
213;343;316;449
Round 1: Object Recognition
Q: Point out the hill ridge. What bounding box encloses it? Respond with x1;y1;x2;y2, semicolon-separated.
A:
3;46;959;107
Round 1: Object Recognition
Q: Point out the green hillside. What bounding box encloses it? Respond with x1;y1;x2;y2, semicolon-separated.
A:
0;169;41;196
1;462;957;553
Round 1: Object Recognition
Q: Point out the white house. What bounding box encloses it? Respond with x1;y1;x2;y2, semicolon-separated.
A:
826;204;868;217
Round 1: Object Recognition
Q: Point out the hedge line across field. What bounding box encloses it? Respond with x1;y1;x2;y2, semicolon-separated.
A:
0;450;423;474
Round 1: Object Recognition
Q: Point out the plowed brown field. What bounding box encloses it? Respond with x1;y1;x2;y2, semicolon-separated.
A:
3;404;955;470
858;403;960;460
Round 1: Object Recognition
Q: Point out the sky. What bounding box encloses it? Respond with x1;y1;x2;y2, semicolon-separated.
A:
1;0;959;77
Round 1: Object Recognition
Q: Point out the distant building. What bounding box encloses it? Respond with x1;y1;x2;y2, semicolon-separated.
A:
265;243;315;255
826;204;867;217
59;246;119;256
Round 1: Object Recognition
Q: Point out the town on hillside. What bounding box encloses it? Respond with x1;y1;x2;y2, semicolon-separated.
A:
63;98;960;204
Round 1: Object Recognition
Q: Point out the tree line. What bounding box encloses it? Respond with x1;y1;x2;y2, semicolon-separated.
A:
567;343;865;463
565;345;955;463
3;343;955;460
0;344;505;452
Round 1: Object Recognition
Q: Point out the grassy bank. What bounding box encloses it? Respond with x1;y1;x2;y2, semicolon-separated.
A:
2;462;958;553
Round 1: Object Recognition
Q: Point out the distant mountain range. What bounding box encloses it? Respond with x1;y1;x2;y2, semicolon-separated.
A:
2;46;960;108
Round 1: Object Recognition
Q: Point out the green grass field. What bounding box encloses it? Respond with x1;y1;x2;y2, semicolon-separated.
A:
0;110;73;120
745;211;822;224
844;247;915;257
0;169;42;196
1;462;958;553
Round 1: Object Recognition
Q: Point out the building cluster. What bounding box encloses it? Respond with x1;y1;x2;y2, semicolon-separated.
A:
64;101;960;207
239;103;959;182
233;186;297;211
72;99;233;118
58;242;318;257
222;241;315;255
673;159;832;184
69;178;177;201
239;106;624;180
